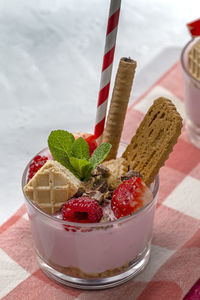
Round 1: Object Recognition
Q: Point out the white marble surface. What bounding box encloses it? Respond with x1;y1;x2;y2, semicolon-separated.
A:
0;0;199;225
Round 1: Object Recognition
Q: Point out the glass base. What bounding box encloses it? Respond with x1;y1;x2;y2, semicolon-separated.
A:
186;119;200;149
37;244;151;290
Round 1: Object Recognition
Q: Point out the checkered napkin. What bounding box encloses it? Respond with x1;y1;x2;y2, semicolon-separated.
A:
1;62;200;300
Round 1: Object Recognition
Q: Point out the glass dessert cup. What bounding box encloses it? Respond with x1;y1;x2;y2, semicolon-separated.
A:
22;147;159;290
181;36;200;149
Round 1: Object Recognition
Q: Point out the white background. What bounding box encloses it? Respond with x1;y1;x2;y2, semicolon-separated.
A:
0;0;200;224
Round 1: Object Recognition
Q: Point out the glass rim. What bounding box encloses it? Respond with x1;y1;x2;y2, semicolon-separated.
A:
21;147;159;228
180;36;200;86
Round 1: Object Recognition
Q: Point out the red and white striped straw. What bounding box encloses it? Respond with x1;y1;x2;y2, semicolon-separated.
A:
94;0;121;142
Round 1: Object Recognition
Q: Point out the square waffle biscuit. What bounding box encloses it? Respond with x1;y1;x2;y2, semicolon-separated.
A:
188;39;200;82
24;160;82;214
122;97;183;186
103;157;128;189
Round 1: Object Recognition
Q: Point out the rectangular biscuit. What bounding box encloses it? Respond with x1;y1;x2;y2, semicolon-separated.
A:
122;97;183;186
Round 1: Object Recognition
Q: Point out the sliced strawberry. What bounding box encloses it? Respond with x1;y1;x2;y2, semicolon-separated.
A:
84;134;97;157
111;177;153;219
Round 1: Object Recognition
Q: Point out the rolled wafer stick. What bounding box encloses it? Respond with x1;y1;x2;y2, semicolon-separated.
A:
102;57;137;160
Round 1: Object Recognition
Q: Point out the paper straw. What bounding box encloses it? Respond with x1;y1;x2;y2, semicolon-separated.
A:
94;0;121;142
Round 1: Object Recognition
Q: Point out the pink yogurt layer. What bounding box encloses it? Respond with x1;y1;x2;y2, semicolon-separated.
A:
27;198;156;274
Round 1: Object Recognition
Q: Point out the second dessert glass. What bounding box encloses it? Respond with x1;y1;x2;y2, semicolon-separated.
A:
181;36;200;149
22;147;159;290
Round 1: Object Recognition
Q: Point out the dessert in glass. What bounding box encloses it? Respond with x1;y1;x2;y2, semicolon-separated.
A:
22;104;182;289
22;146;159;289
22;57;182;289
181;36;200;149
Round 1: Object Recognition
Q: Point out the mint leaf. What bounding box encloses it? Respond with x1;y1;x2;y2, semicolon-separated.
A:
71;137;89;160
48;130;79;177
48;130;75;158
89;143;112;169
69;157;91;179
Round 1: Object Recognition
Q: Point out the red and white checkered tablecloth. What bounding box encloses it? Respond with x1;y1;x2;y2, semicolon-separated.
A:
1;61;200;300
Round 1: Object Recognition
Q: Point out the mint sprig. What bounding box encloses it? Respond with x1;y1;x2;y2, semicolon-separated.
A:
48;130;111;181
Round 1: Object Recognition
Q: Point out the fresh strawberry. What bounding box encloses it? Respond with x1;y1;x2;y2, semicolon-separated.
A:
27;155;48;182
62;197;103;223
111;177;153;219
84;135;97;157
